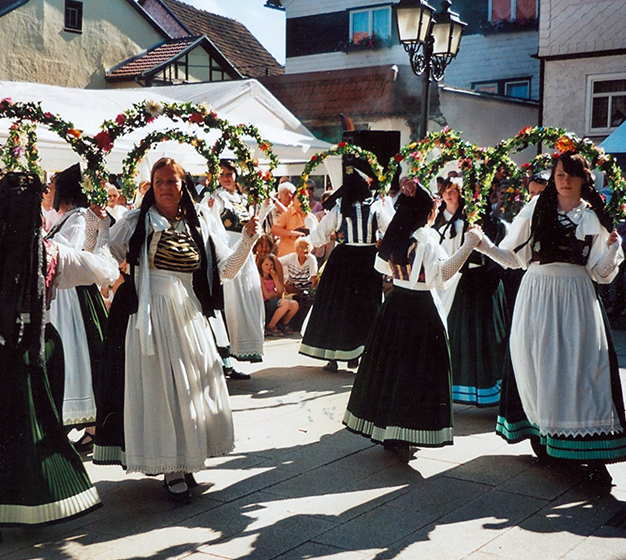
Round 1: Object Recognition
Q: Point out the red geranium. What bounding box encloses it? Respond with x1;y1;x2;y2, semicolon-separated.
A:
95;130;113;152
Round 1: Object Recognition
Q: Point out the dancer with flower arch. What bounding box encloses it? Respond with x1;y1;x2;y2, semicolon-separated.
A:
477;151;626;485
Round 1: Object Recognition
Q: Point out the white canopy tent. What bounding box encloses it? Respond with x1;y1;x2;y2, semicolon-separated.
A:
0;79;342;187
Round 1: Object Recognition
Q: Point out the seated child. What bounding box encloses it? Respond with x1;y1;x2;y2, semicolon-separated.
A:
258;254;299;336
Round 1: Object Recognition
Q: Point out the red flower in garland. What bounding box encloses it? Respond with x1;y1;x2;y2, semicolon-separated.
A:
337;142;347;148
518;126;532;137
311;154;318;162
394;154;404;162
189;112;204;124
0;97;12;106
521;162;531;169
115;113;126;126
95;130;113;152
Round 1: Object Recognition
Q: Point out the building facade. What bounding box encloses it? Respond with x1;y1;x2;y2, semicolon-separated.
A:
539;0;626;142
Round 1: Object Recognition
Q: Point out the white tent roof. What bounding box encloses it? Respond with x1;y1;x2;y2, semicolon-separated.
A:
0;79;340;184
600;120;626;154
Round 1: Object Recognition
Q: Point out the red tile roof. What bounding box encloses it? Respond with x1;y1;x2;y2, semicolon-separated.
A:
159;0;284;78
106;37;204;81
260;66;423;124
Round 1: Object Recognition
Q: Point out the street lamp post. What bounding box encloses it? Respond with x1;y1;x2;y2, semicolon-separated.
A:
394;0;467;139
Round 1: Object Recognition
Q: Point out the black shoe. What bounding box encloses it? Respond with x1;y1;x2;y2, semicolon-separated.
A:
347;358;359;369
323;360;338;373
224;367;251;380
387;442;417;463
184;472;199;489
163;478;192;503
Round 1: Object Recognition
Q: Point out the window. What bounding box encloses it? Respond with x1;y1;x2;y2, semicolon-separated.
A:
64;0;82;33
587;75;626;134
350;6;391;45
472;78;531;99
489;0;536;22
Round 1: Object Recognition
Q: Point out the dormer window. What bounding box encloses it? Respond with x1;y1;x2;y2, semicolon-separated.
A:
350;6;391;45
64;0;83;33
490;0;536;23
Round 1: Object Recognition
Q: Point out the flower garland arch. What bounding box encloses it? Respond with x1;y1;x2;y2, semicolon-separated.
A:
98;101;279;205
298;142;384;212
1;120;42;178
387;129;513;224
210;123;279;206
121;129;221;198
500;125;626;222
0;98;109;204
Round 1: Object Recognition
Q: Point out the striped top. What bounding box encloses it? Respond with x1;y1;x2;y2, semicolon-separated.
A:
153;228;201;273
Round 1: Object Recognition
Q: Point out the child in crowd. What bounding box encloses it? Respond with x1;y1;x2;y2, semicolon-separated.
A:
258;254;298;336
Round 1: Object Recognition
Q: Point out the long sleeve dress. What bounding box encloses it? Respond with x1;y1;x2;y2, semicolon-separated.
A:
93;205;255;474
299;198;392;362
46;208;109;426
343;227;481;447
479;196;626;462
210;188;265;362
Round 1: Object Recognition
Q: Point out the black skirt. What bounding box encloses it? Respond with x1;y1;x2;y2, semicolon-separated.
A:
343;286;454;447
93;281;131;466
448;266;509;406
299;244;381;361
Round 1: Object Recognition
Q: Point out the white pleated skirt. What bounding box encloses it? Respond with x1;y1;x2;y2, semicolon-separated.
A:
123;269;234;474
49;288;96;426
223;252;265;361
510;262;621;437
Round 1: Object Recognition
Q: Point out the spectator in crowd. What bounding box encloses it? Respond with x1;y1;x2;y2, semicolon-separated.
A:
258;254;299;336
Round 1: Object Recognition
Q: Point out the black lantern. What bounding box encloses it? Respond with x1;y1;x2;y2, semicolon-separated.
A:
394;0;466;138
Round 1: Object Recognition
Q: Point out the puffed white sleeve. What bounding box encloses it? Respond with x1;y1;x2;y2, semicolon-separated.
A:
52;210;86;250
109;209;140;264
310;204;340;247
52;242;119;290
373;197;395;235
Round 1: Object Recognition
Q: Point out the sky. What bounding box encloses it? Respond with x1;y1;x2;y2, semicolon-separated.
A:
183;0;287;65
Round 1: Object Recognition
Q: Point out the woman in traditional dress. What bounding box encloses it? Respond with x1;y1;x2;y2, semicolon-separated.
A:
0;172;118;527
477;152;626;484
343;185;482;461
209;160;265;370
433;177;509;407
93;158;258;502
46;164;109;448
299;169;393;372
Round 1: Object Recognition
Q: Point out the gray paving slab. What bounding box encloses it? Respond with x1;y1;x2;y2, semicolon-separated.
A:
2;334;626;560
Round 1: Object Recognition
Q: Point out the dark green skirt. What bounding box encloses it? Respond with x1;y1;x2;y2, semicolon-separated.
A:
0;325;100;526
300;244;381;361
448;266;509;406
343;286;454;447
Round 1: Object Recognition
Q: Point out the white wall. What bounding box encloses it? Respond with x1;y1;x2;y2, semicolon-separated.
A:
0;0;165;88
543;54;626;143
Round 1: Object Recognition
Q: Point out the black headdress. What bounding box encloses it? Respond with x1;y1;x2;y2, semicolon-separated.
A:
378;183;435;266
322;167;372;214
0;172;47;365
53;163;88;211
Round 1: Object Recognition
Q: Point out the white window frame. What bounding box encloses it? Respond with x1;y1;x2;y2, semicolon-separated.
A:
504;80;530;99
488;0;537;23
349;5;392;43
586;72;626;136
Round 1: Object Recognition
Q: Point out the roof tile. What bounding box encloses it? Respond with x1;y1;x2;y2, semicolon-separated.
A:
160;0;284;78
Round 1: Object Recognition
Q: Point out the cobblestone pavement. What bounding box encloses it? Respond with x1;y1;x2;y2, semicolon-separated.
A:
2;332;626;560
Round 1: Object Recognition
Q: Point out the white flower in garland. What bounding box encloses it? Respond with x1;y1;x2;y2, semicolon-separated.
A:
145;100;163;117
82;174;94;192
